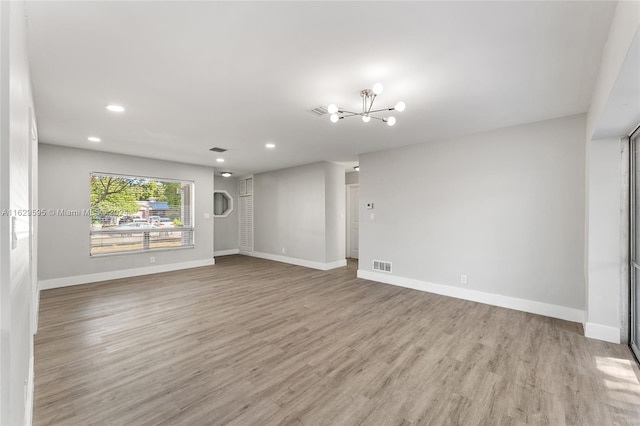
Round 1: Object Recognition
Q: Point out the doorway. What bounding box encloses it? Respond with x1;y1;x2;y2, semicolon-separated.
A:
346;184;359;259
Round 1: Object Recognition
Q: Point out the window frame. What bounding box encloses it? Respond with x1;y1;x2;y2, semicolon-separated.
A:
89;172;195;257
213;190;234;218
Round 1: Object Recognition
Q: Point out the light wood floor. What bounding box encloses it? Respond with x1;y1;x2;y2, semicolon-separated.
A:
34;255;640;425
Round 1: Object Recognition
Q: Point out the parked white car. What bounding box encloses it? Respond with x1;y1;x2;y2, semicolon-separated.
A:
112;222;157;230
157;218;174;228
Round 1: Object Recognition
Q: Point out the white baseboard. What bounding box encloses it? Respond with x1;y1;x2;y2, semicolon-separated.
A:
584;322;621;343
25;355;34;426
38;258;216;290
250;251;347;271
214;249;240;257
357;270;584;324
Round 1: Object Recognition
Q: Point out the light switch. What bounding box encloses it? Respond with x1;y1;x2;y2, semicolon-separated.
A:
203;213;211;220
366;202;374;210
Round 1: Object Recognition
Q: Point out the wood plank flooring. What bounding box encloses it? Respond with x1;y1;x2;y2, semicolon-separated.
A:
33;255;640;425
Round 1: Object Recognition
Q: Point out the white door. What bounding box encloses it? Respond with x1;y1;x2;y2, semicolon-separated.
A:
349;186;359;259
239;195;253;253
238;177;254;253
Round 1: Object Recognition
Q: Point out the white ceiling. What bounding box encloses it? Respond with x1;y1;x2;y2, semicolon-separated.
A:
592;29;640;140
25;1;615;176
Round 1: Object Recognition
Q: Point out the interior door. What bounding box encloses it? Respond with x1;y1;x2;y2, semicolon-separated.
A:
349;185;359;259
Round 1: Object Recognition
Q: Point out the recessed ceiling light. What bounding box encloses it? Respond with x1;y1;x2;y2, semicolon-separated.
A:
106;104;125;113
216;158;225;163
265;143;276;149
221;172;232;178
88;136;101;142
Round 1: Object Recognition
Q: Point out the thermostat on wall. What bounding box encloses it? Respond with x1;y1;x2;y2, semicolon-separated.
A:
366;202;374;210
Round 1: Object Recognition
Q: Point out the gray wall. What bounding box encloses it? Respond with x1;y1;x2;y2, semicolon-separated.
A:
325;162;346;263
1;1;38;424
254;162;326;262
214;176;239;253
38;144;215;280
254;161;345;265
359;114;586;310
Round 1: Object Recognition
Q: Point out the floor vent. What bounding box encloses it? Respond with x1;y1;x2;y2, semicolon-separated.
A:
307;105;328;116
210;147;227;153
373;260;392;273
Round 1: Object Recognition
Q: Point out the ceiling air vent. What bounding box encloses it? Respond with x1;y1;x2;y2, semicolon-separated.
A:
209;147;227;153
307;105;328;116
373;260;392;273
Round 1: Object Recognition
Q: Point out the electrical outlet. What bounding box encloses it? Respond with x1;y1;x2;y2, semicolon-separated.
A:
150;256;155;264
460;274;468;284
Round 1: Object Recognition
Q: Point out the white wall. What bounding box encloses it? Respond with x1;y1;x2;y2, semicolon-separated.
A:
38;144;215;287
587;138;625;343
584;1;640;343
214;176;239;255
358;114;586;322
253;161;346;270
0;1;38;424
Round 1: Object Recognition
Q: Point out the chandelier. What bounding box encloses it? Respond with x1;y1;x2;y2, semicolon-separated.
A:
327;83;405;126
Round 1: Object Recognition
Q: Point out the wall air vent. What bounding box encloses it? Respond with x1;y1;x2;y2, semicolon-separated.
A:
373;260;392;273
209;147;227;153
307;105;328;116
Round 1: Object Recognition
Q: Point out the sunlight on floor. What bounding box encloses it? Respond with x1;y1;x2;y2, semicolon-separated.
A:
596;356;640;408
596;356;640;385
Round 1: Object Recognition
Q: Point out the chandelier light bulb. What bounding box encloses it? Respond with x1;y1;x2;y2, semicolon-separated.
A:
386;116;396;126
395;101;406;112
330;114;339;123
362;115;371;123
327;104;338;114
372;83;384;95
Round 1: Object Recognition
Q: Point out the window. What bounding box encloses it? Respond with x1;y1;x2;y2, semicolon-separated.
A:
213;190;233;217
631;126;640;362
89;172;194;256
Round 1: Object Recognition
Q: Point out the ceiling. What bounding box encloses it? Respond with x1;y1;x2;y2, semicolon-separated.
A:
592;29;640;140
25;1;615;176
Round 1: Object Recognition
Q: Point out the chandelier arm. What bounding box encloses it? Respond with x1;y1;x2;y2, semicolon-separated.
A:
329;86;402;125
366;94;377;115
368;107;395;114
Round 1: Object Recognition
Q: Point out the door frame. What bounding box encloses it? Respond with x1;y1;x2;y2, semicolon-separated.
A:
630;125;640;363
346;184;359;259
